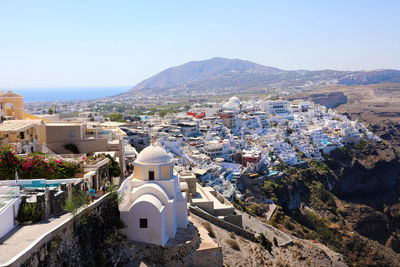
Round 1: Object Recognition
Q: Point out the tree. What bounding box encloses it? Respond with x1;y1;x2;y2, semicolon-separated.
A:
107;113;124;122
64;143;79;154
48;108;54;115
158;110;168;118
106;154;121;177
63;189;87;216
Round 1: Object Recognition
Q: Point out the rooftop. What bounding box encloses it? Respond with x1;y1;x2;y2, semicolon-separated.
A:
0;122;35;132
135;145;171;165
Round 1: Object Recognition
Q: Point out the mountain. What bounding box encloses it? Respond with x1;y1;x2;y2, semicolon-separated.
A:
132;57;279;91
125;58;400;96
338;69;400;85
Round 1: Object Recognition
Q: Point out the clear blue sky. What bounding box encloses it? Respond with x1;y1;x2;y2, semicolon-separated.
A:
1;0;399;88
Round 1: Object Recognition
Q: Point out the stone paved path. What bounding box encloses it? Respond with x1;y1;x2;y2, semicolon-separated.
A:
0;213;72;266
0;194;109;266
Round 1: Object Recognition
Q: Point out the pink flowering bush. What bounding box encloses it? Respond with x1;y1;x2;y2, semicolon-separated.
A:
0;145;82;180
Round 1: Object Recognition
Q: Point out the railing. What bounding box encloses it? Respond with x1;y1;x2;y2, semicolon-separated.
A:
0;187;20;213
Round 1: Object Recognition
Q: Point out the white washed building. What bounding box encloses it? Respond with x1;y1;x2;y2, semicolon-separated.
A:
118;145;188;246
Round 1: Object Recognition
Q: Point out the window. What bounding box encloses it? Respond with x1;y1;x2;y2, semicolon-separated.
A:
140;218;148;228
148;170;155;180
69;130;76;137
19;132;25;139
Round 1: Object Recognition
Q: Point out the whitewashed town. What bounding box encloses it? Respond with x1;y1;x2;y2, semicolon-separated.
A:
3;1;400;265
0;90;380;266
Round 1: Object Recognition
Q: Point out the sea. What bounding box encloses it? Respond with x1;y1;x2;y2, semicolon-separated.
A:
7;86;130;102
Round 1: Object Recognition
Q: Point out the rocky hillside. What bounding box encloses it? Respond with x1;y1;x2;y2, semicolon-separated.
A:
190;213;346;267
238;142;400;266
124;58;400;96
338;70;400;85
132;57;279;91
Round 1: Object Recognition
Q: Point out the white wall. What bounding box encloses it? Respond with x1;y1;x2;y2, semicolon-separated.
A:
0;198;19;239
176;194;188;228
123;199;167;246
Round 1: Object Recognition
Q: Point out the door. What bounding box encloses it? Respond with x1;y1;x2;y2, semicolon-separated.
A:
149;170;155;180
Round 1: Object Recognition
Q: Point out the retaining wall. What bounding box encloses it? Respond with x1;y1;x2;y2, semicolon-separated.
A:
3;193;123;267
189;206;257;242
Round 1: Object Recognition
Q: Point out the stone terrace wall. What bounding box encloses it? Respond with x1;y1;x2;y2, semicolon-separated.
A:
7;195;223;267
8;193;126;267
189;206;257;242
128;224;200;267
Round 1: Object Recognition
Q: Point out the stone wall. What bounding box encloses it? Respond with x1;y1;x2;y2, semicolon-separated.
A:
223;213;243;227
189;206;257;242
9;193;126;267
8;194;222;267
127;224;199;266
192;247;223;267
19;180;83;221
180;175;197;195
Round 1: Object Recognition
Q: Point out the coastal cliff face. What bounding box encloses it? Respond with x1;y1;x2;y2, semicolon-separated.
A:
326;143;400;205
274;142;400;214
242;142;400;266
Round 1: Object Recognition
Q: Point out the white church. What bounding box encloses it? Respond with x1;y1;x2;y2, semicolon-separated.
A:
118;145;188;246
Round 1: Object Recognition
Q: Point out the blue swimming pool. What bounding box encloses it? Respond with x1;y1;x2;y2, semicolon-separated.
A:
20;183;61;188
321;139;331;145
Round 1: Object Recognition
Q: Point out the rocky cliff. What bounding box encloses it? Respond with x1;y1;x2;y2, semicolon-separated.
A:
326;143;400;206
240;142;400;266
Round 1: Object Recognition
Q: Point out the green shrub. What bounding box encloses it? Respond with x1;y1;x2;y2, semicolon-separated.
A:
262;180;280;200
17;202;44;223
305;212;341;249
354;141;367;150
309;181;336;213
106;155;121;177
63;143;80;154
106;113;125;122
247;203;263;216
48;240;58;251
284;218;294;230
63;189;87;215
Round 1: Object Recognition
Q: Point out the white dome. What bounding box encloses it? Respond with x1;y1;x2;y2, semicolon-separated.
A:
229;96;241;105
222;96;241;112
223;102;239;112
135;145;171;165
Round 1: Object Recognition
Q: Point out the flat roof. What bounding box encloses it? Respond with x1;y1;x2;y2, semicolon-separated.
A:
0;122;35;132
46;122;83;126
100;122;127;127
